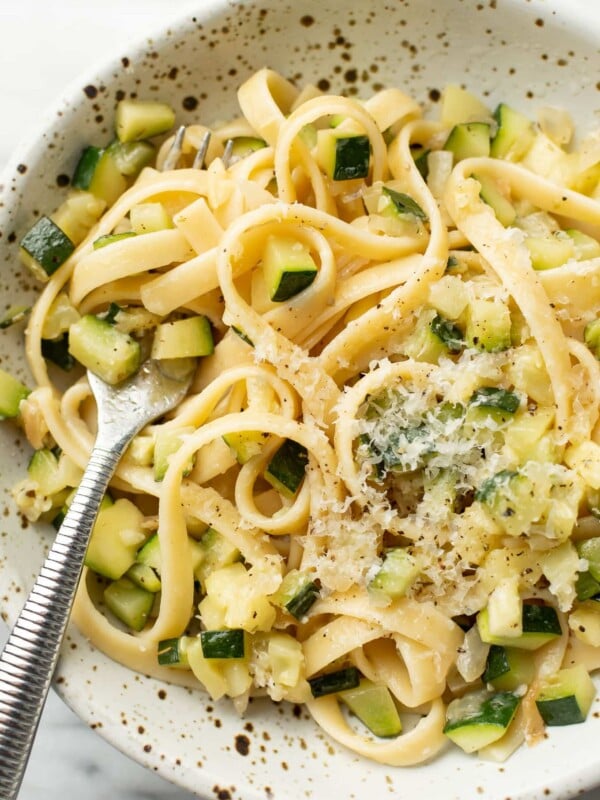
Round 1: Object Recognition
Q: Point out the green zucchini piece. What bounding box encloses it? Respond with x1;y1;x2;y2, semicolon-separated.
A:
104;577;154;632
27;448;67;496
106;140;156;177
222;430;267;464
430;314;464;353
535;665;596;726
308;666;361;698
85;497;146;580
231;326;254;347
339;678;402;737
317;130;370;180
368;548;419;601
444;122;491;161
285;580;320;620
93;231;137;250
130;202;173;234
136;532;161;572
402;310;449;363
72;146;103;190
20;216;75;279
469;386;520;416
115;99;176;143
0;368;30;419
490;103;534;160
412;146;430;180
41;334;75;371
200;628;246;659
68;314;141;384
262;235;318;302
158;636;191;667
152;426;195;481
0;304;30;329
577;537;600;582
482;645;535;691
575;570;600;601
477;602;561;650
380;187;427;221
475;468;519;503
474;173;516;226
525;235;574;270
195;527;240;586
566;229;600;261
87;149;128;206
229;136;267;162
151;316;214;360
465;298;511;352
444;689;520;753
584;319;600;359
264;439;309;497
126;562;161;593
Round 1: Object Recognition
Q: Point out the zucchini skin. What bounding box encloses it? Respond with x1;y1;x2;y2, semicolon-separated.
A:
200;629;246;659
308;666;361;698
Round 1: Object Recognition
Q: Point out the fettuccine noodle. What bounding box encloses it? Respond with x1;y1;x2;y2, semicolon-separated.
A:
11;69;600;767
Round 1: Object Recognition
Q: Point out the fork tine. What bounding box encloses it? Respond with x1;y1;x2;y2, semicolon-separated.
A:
192;130;212;169
162;124;186;171
222;138;234;169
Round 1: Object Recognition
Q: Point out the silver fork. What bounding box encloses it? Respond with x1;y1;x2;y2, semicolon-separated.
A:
161;126;234;170
0;360;193;799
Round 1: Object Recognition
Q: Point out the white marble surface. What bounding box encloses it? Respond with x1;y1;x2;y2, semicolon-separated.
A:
1;2;600;799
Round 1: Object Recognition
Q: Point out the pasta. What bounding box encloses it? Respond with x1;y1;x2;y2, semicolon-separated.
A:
9;68;600;766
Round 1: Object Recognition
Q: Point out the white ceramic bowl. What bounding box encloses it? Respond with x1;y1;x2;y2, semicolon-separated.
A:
1;1;600;798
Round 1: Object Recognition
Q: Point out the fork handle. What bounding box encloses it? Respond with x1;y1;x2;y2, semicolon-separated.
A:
0;434;126;800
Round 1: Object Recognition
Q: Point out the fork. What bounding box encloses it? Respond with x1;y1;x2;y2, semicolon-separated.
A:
0;359;193;799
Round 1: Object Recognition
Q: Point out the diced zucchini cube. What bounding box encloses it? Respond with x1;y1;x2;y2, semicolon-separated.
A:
72;146;104;190
68;314;141;384
195;527;240;586
317;129;370;180
87;149;128;206
308;666;360;698
85;498;147;580
525;234;575;270
222;430;267;464
157;635;192;667
20;216;75;280
115;99;176;143
577;537;600;582
483;645;535;691
152;426;195;481
51;190;107;247
136;532;161;572
104;577;154;632
368;548;419;602
444;689;520;753
490;104;534;161
126;562;161;593
130;202;173;234
477;603;561;650
271;570;320;619
444;122;491;162
465;298;511;352
106;140;156;177
535;665;596;726
440;85;491;127
262;235;318;302
0;367;30;420
565;229;600;260
584;319;600;359
93;232;137;250
339;678;402;738
200;628;246;659
151;316;213;360
474;173;516;226
264;439;309;498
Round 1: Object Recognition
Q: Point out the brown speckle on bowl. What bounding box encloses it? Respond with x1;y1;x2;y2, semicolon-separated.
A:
83;84;98;99
235;733;250;756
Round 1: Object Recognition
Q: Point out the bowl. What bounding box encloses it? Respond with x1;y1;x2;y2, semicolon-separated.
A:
1;1;600;798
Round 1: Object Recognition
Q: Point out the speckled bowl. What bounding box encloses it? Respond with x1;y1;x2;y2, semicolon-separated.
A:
1;1;600;798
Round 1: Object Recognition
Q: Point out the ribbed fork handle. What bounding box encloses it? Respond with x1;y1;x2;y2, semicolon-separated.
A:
0;433;127;799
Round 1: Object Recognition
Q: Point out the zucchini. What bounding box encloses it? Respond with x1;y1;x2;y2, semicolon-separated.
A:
477;602;561;650
482;645;535;691
412;146;430;180
317;129;370;180
262;235;318;302
402;311;450;363
68;314;141;384
151;316;213;360
339;678;402;737
368;548;419;602
130;202;173;234
27;448;70;497
222;430;268;464
72;146;103;190
152;426;195;481
469;386;520;422
577;537;600;582
115;99;176;143
106;140;156;177
584;319;600;358
50;190;106;246
195;528;240;587
575;569;600;601
87;149;128;206
525;234;575;270
20;216;75;280
490;103;534;161
272;571;321;619
157;636;191;667
443;689;520;753
308;666;361;698
93;231;137;250
104;577;154;631
440;85;490;127
264;439;309;497
474;173;516;226
380;187;427;221
535;665;596;726
41;334;75;371
0;304;29;330
229;136;267;162
0;368;30;419
465;297;512;352
444;122;491;161
430;313;465;353
136;532;162;572
200;628;246;659
566;229;600;260
125;562;161;593
85;497;147;580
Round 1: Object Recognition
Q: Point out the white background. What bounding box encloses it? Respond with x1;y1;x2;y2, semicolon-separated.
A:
1;2;599;799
